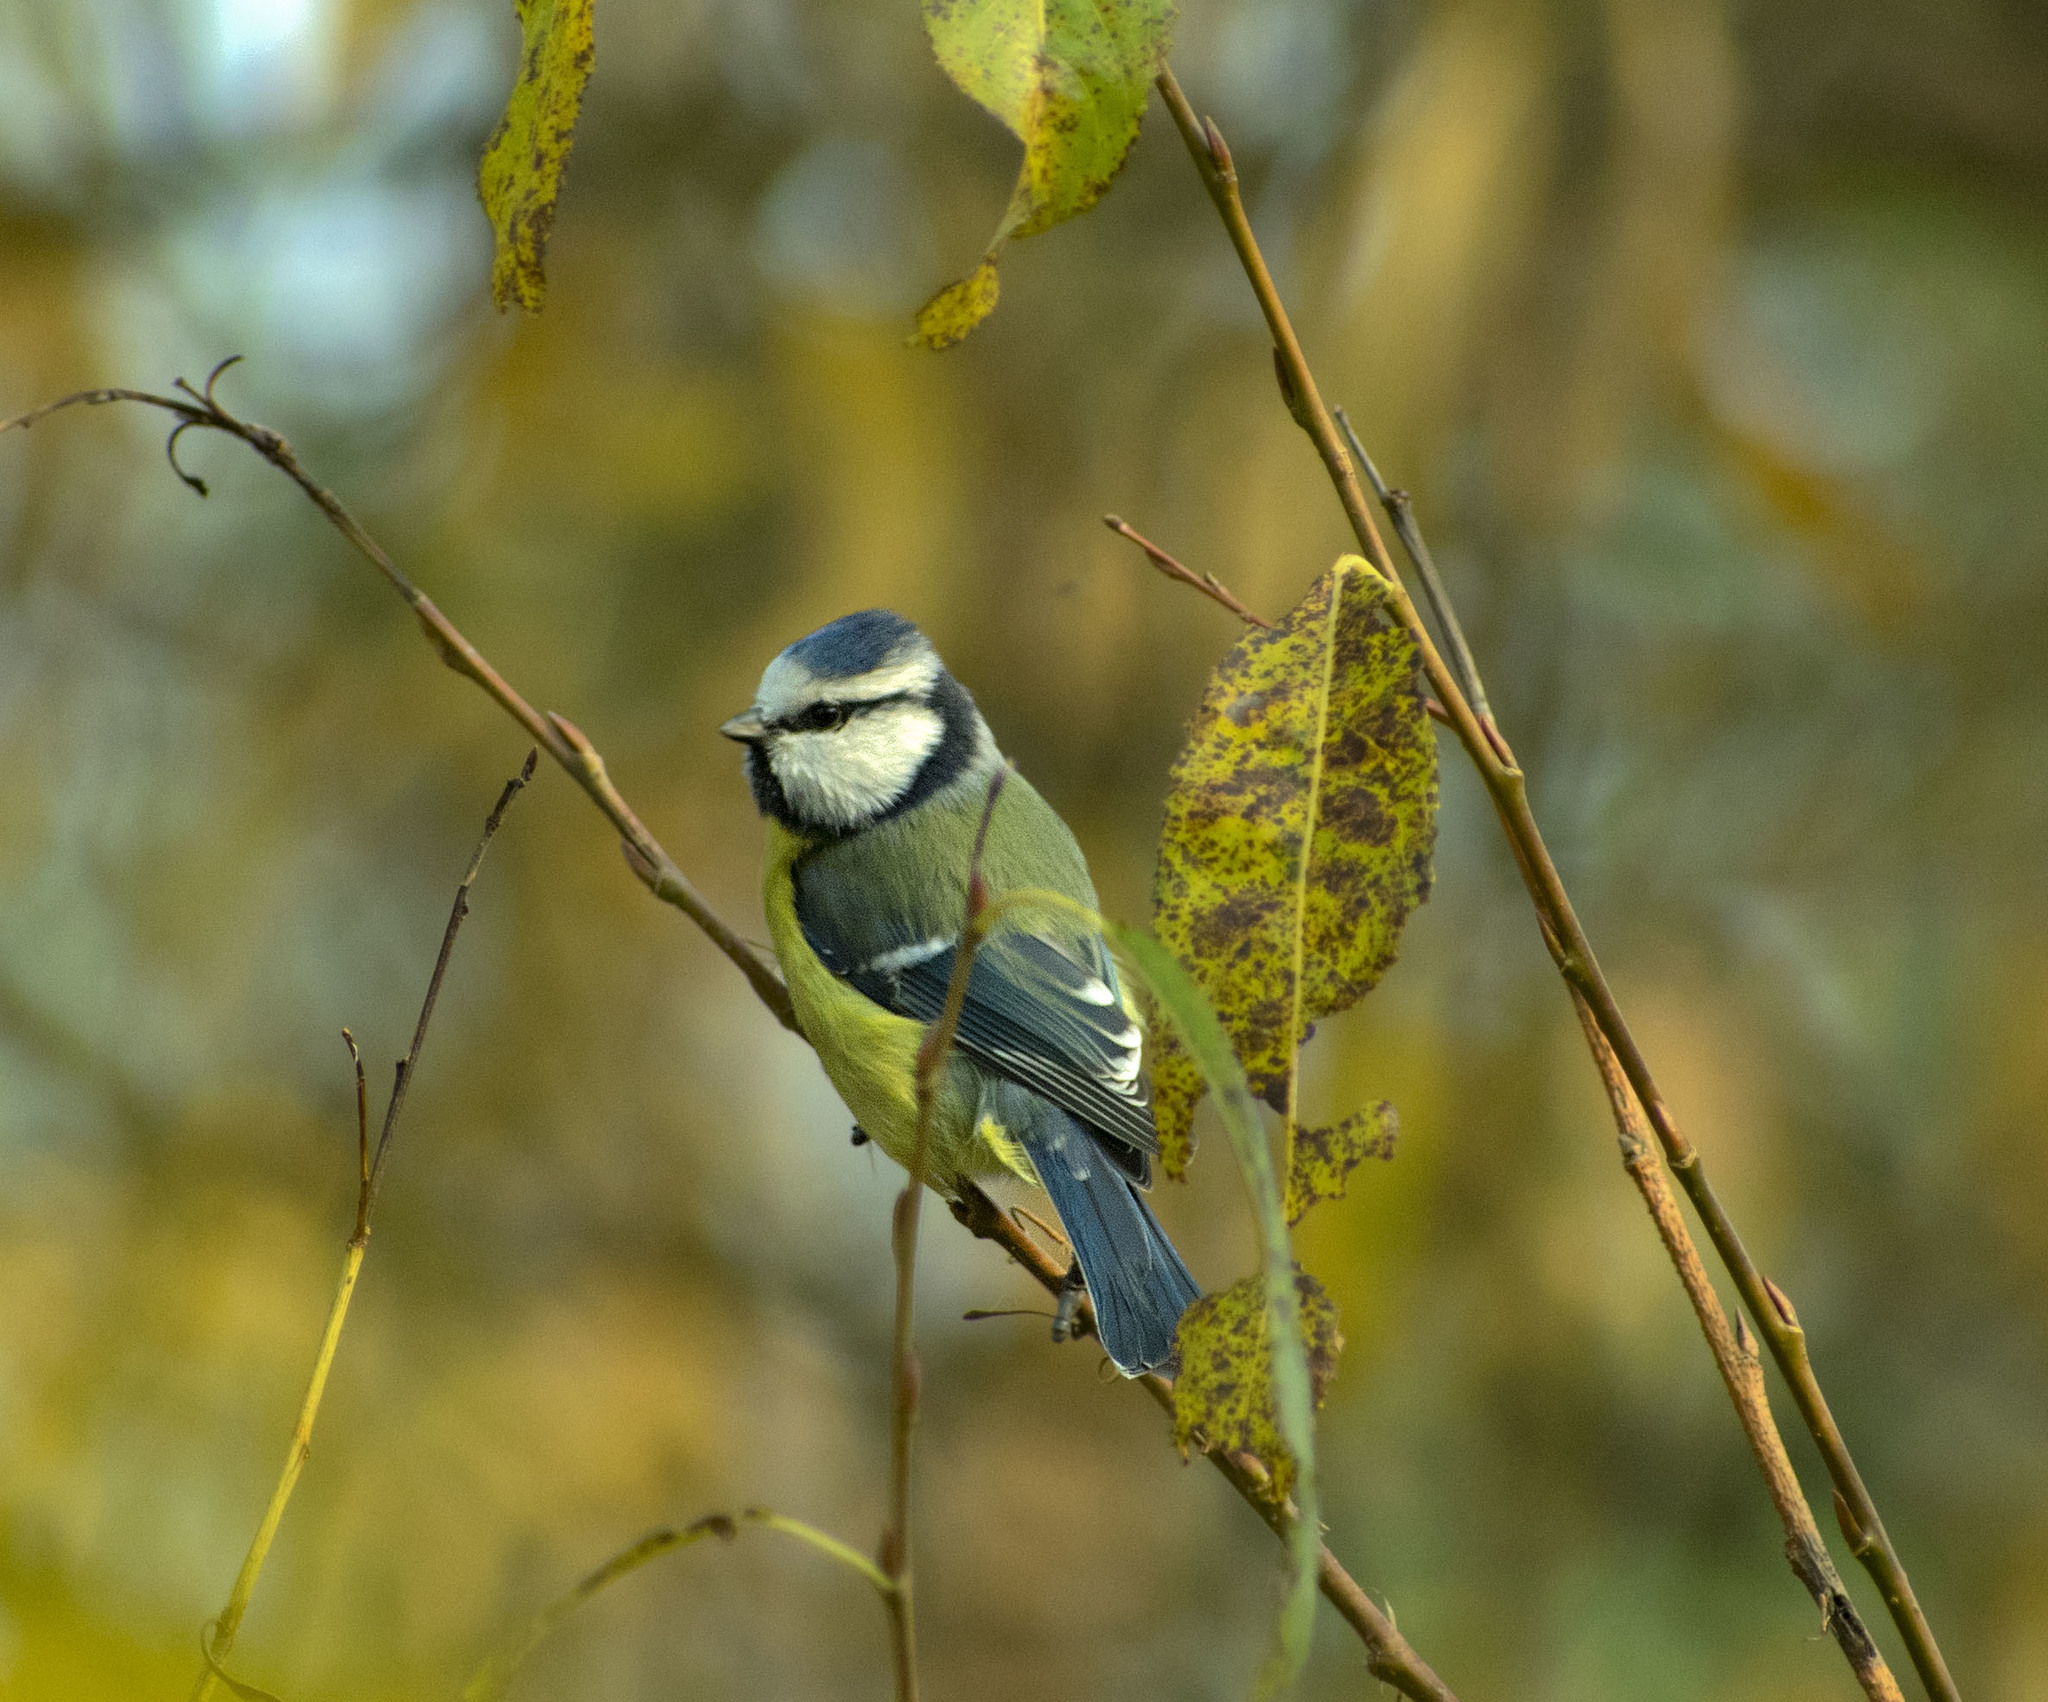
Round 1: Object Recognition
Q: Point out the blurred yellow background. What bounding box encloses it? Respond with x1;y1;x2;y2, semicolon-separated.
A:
2;0;2046;1696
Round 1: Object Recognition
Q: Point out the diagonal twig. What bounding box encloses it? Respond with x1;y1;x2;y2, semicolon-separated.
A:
1104;514;1272;628
2;365;794;1031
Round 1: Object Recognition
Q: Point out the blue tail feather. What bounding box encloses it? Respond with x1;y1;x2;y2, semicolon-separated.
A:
1019;1113;1201;1376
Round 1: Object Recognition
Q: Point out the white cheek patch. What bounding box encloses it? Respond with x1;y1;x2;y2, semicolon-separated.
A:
770;702;944;829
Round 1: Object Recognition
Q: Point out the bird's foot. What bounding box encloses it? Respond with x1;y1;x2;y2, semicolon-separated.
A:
1050;1259;1088;1343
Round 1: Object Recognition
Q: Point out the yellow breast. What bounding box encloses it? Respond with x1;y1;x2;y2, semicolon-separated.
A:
762;822;1016;1188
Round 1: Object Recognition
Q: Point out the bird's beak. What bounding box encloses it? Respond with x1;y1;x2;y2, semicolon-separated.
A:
720;710;767;744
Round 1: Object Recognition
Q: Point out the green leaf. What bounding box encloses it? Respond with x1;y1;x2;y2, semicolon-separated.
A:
1150;555;1438;1179
1171;1268;1342;1499
477;0;596;313
1286;1101;1397;1226
915;0;1175;348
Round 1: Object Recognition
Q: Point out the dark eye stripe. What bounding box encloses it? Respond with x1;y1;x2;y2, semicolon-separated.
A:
774;691;915;734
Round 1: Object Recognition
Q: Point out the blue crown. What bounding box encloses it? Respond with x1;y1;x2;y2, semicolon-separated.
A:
786;609;925;680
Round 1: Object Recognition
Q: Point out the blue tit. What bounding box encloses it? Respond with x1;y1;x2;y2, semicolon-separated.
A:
722;610;1201;1376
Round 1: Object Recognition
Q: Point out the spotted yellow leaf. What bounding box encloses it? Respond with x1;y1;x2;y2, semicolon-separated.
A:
1150;556;1437;1179
1172;1268;1342;1499
1287;1102;1397;1225
478;0;595;313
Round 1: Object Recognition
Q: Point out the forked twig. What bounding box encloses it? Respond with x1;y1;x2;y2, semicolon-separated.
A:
190;756;536;1702
1154;61;1952;1702
1330;407;1495;733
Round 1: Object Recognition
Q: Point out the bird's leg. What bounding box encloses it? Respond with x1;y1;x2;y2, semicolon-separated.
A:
1050;1259;1088;1343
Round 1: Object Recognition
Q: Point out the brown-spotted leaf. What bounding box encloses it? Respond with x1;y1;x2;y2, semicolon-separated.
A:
477;0;595;313
1150;557;1437;1176
915;0;1174;347
1286;1101;1397;1225
912;259;1000;351
1172;1268;1341;1498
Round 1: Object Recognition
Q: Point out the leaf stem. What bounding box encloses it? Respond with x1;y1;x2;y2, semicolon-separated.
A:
1154;61;1955;1702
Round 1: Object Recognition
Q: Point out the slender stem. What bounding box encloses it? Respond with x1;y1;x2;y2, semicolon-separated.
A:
191;760;534;1702
191;1241;365;1702
1103;514;1272;628
0;378;794;1031
1154;62;1957;1702
948;1183;1459;1702
1571;995;1901;1701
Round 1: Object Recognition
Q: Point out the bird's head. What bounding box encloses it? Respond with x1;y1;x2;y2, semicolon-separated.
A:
722;610;998;836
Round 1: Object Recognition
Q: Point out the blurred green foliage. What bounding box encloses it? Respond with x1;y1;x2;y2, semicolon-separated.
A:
1;0;2045;1697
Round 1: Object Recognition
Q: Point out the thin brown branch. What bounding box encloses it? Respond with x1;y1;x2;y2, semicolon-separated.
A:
1103;514;1272;628
361;749;535;1227
948;1184;1460;1702
1154;61;1956;1702
1571;995;1902;1701
1;372;794;1032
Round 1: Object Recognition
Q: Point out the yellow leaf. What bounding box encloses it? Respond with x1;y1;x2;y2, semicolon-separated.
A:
1150;558;1437;1178
917;0;1175;346
1172;1268;1342;1499
1285;1102;1397;1224
477;0;596;314
910;259;1001;351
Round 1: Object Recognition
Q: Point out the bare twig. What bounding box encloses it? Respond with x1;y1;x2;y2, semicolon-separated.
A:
1;370;793;1031
191;757;535;1702
1153;62;1955;1702
1360;446;1899;1694
1103;514;1272;628
947;1183;1459;1702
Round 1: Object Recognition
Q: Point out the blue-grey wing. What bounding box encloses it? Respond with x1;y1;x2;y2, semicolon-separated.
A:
793;886;1158;1180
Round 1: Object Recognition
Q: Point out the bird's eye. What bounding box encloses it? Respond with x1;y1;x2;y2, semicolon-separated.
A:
794;702;854;733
